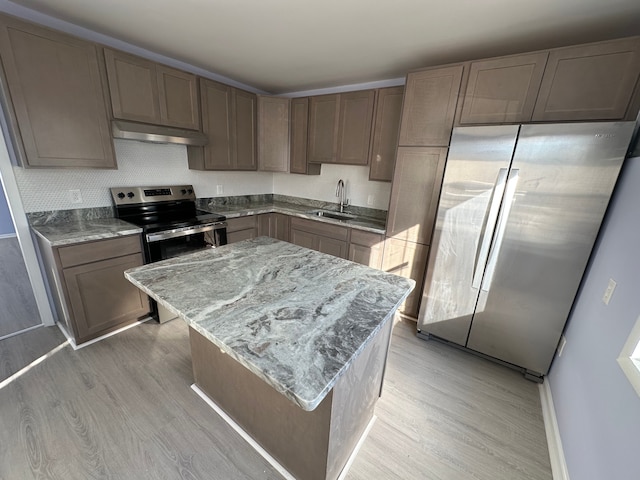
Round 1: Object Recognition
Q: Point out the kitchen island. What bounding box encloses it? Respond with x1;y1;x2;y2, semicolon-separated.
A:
124;237;414;480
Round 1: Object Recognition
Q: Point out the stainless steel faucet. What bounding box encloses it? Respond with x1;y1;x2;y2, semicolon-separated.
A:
336;179;348;212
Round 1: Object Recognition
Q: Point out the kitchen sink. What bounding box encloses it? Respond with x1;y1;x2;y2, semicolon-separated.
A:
308;210;357;221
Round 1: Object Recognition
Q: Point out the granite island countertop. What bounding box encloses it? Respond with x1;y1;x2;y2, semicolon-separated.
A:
31;217;142;247
124;236;414;411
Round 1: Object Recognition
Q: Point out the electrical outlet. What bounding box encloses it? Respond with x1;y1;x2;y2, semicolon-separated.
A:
69;189;82;204
367;195;375;206
602;278;617;305
216;185;224;195
557;335;567;357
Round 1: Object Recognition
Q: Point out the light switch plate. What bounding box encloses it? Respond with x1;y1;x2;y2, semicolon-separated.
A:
216;185;224;195
603;278;617;305
69;189;82;204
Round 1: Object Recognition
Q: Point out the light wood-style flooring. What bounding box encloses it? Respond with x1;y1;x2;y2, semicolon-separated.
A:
0;318;552;480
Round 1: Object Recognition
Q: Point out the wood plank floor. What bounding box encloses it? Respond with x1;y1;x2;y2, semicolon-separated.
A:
0;318;552;480
0;236;41;337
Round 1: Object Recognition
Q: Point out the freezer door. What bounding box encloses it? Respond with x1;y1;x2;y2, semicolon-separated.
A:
468;122;635;374
418;125;519;345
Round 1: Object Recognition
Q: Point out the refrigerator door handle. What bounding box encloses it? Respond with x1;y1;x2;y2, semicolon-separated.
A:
481;168;520;292
472;168;509;289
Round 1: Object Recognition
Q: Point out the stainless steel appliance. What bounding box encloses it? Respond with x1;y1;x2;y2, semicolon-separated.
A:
417;122;636;380
111;185;227;321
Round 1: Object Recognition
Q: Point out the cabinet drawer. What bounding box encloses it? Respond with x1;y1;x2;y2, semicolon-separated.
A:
226;216;257;232
58;235;142;268
350;229;384;247
290;217;349;241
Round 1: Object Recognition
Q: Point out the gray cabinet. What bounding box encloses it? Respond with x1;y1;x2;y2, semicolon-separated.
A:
460;53;548;124
308;90;375;165
386;147;448;245
369;86;404;182
0;14;115;168
104;48;200;130
226;216;258;244
190;78;256;171
290;217;349;259
348;230;384;269
290;97;321;175
532;37;640;122
258;96;289;172
36;234;149;345
399;65;463;147
257;213;290;241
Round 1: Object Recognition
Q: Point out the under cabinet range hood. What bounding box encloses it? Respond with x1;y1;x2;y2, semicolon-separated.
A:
111;120;209;146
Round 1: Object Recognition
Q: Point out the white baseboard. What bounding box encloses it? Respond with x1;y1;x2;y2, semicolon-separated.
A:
539;381;570;480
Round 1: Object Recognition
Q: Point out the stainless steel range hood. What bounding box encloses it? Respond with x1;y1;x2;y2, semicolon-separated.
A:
111;120;208;146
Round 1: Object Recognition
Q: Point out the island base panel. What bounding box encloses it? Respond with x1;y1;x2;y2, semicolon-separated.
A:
189;319;393;480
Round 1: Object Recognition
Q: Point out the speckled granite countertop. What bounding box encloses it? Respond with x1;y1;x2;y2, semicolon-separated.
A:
199;198;387;235
31;218;142;247
124;237;414;411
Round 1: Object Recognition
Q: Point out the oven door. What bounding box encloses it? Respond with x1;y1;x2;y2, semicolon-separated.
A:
145;223;227;263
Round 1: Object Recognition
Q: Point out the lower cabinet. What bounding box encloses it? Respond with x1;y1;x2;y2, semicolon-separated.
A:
226;216;258;243
257;213;290;241
36;234;150;345
348;230;384;269
381;238;429;319
289;217;349;259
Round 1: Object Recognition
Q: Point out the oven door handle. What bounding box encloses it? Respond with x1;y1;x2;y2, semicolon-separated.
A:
146;222;227;243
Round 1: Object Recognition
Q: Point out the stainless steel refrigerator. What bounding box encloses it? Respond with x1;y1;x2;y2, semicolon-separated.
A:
417;122;635;379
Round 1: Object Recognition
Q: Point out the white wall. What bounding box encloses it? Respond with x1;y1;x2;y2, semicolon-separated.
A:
13;140;391;212
274;164;391;210
548;156;640;480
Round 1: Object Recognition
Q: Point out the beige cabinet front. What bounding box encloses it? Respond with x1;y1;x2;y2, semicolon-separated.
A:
226;216;258;243
257;213;290;241
289;97;321;175
258;96;290;172
289;217;349;259
0;14;115;168
308;90;375;165
104;49;199;130
369;86;404;182
348;230;384;269
399;65;463;147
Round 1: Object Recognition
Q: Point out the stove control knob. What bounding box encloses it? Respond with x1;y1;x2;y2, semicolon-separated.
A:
187;188;193;194
127;192;135;198
117;192;125;199
181;189;187;195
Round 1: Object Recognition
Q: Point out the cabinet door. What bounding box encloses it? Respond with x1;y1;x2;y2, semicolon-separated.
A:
290;98;321;175
104;48;160;124
0;16;115;168
317;236;348;259
157;64;200;130
399;65;463;147
273;213;290;242
348;230;384;269
290;228;316;250
227;228;257;244
460;53;548;124
386;147;448;245
258;96;289;172
200;78;233;169
234;88;257;170
382;238;428;319
308;94;339;163
533;37;640;121
369;86;404;181
63;253;149;343
336;90;375;165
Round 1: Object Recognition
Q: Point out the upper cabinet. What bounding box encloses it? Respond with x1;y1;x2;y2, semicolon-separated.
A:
104;48;200;130
290;97;321;175
308;90;375;165
257;96;289;172
460;53;548;124
0;14;115;168
369;86;404;182
532;37;640;122
189;78;256;171
399;65;463;147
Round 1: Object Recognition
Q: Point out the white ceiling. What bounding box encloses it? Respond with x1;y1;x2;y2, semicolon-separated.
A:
7;0;640;94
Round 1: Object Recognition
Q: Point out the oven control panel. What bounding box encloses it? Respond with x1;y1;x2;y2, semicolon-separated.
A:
110;185;197;205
